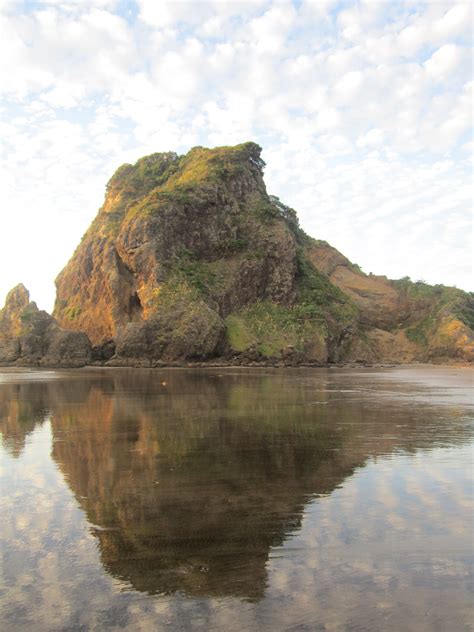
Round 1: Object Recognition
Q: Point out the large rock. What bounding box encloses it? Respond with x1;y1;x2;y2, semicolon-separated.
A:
52;143;473;365
40;324;92;367
0;285;91;367
115;300;225;363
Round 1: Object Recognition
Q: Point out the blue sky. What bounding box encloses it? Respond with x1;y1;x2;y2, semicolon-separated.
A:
1;0;472;310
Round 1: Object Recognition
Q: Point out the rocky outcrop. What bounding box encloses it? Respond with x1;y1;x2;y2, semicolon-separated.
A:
52;142;472;366
0;284;91;367
54;143;351;364
306;241;474;363
113;296;225;365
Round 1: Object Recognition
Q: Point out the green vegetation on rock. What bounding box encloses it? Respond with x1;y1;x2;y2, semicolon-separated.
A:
295;248;357;325
225;302;326;359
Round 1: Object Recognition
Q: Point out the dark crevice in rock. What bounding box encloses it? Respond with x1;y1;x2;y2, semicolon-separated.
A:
128;292;143;321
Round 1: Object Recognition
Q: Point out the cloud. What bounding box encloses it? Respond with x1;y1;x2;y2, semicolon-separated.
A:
249;3;297;54
137;0;266;29
424;43;463;79
432;3;472;41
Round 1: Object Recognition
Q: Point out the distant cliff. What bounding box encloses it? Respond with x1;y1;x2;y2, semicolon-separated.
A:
2;142;472;367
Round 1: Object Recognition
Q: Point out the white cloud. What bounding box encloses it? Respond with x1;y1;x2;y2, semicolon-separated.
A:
315;107;341;131
356;128;385;148
424;43;463;79
137;0;266;30
432;3;472;41
249;3;297;54
333;70;365;104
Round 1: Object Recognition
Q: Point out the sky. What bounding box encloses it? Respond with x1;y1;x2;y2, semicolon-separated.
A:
1;0;472;311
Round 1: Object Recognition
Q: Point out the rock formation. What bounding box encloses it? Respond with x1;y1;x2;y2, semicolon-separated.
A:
51;142;472;365
305;241;474;362
0;284;91;367
54;142;322;363
3;142;471;367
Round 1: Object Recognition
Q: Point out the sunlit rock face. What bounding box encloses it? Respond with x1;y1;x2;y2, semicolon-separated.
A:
53;142;473;365
0;284;91;367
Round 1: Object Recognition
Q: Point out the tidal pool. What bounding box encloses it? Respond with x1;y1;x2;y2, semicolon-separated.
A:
0;366;473;631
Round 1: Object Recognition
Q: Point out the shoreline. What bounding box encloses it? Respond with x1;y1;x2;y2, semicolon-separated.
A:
0;360;472;371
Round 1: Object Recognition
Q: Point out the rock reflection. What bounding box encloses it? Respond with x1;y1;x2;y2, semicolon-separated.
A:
0;368;472;603
50;372;354;600
0;382;50;456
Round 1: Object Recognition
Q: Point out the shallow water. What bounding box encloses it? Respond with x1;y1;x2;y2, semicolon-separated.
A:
0;366;473;631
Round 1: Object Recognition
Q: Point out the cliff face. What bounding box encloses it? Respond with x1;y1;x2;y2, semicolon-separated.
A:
0;284;91;367
52;142;473;365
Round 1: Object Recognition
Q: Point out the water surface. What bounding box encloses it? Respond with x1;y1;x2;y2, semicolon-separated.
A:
0;366;473;631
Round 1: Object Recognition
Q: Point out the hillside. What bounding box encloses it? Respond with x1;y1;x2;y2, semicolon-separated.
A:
1;142;472;367
305;240;474;363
